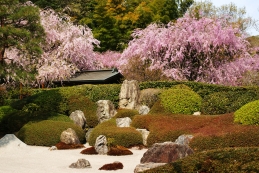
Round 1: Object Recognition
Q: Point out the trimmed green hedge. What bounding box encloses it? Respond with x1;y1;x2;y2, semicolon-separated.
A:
17;120;85;146
140;81;259;114
160;88;202;115
202;90;258;115
88;119;143;147
143;147;259;173
11;84;121;113
234;100;259;125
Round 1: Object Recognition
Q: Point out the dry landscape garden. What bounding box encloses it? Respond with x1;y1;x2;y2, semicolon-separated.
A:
1;0;259;172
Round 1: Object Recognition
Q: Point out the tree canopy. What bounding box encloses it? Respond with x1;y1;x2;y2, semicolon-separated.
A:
0;0;45;83
113;13;257;85
187;0;257;35
30;0;194;52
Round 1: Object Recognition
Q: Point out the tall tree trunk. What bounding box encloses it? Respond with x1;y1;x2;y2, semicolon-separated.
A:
0;47;5;66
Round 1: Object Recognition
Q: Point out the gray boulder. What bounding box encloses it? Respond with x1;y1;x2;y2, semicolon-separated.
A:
69;159;91;169
60;128;80;145
140;141;194;163
119;80;140;109
95;135;108;155
136;129;150;146
116;117;132;127
175;134;194;146
69;110;86;129
134;163;166;173
138;105;150;115
96;100;117;123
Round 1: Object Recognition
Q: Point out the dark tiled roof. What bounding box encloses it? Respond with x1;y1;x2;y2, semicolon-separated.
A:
54;69;123;86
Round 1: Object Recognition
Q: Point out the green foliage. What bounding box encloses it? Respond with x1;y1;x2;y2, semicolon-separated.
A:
46;114;72;122
88;119;143;147
115;109;139;119
160;88;202;115
0;0;45;82
140;81;259;114
77;0;193;51
67;95;98;128
80;84;121;108
17;120;85;146
234;100;259;125
171;84;192;90
202;90;258;115
0;108;72;134
0;106;18;123
11;84;121;113
144;147;259;173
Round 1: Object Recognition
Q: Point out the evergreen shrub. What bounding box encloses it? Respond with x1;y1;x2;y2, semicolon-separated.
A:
88;119;143;147
234;100;259;125
202;90;258;115
17;120;85;146
160;88;202;115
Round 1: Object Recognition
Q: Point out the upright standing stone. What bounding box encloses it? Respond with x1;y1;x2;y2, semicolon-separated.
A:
96;100;117;123
95;135;108;155
136;129;150;146
119;80;140;109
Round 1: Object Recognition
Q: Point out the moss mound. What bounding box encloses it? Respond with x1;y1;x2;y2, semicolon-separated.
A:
143;147;259;173
234;100;259;125
115;109;139;119
17;120;85;146
160;88;202;115
88;119;143;147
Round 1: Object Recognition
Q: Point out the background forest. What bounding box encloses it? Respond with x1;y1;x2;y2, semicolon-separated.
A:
0;0;259;87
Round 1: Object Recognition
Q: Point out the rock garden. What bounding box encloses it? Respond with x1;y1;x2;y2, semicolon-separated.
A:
1;80;259;172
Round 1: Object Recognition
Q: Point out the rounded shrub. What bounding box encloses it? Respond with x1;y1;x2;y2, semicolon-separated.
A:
234;100;259;125
115;109;139;119
202;92;230;115
160;88;202;115
88;119;143;148
17;120;85;146
67;95;98;128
